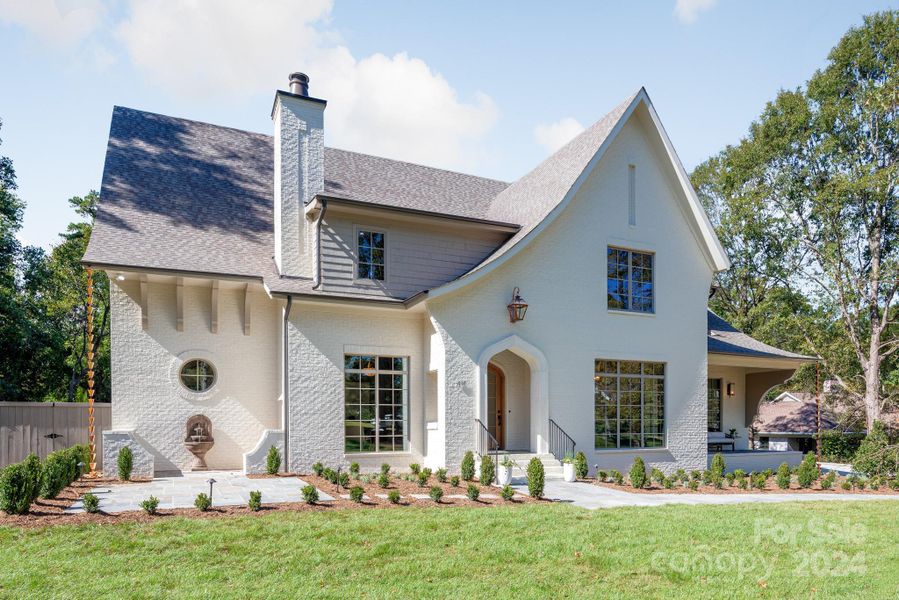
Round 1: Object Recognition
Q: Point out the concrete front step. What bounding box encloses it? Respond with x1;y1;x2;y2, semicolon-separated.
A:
489;452;566;481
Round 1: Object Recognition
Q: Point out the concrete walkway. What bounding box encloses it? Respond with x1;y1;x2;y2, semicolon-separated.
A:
512;480;899;510
66;471;334;514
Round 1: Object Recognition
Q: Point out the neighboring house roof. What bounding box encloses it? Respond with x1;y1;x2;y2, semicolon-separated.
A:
429;88;731;298
707;310;814;361
752;392;838;435
83;106;511;277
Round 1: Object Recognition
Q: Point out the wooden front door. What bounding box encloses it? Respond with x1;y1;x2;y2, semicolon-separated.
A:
487;363;505;449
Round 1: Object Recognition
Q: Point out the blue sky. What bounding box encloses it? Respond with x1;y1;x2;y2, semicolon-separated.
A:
1;0;895;250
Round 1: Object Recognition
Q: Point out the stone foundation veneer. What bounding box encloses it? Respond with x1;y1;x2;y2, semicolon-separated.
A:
243;430;284;474
101;430;155;479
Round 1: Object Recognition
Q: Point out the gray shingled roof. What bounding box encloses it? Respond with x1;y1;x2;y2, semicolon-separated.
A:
322;147;509;221
468;91;640;274
707;310;814;360
83;106;511;277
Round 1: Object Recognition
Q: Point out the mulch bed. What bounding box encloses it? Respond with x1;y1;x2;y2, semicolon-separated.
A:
589;478;899;495
303;472;538;508
0;472;538;530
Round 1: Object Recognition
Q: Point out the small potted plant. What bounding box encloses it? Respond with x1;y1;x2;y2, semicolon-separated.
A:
497;456;517;486
562;453;576;482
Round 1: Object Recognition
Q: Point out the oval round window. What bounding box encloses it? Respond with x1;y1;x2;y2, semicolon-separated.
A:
179;359;216;392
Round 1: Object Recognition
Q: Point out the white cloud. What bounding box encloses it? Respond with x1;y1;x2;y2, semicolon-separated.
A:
0;0;106;46
533;117;585;154
114;0;497;170
673;0;717;24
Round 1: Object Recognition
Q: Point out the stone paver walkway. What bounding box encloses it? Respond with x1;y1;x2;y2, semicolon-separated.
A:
512;480;899;510
66;471;333;514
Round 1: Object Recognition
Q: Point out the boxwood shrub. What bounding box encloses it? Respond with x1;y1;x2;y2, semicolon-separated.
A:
118;446;134;481
194;492;212;511
461;451;475;481
527;457;545;499
82;492;100;514
479;454;495;485
574;451;588;479
429;486;444;503
266;446;281;475
302;484;319;504
629;457;647;489
466;483;480;501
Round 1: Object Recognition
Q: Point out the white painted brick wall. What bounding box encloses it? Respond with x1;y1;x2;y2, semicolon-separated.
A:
273;93;323;277
109;280;282;473
427;113;713;474
286;303;425;472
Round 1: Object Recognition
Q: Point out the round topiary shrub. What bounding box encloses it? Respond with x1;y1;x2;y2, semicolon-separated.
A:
429;486;444;503
194;492;212;511
82;492;100;514
349;485;364;503
466;483;480;501
527;457;545;499
302;484;319;504
501;485;515;501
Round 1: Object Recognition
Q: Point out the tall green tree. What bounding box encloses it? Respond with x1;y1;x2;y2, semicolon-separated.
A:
693;11;898;428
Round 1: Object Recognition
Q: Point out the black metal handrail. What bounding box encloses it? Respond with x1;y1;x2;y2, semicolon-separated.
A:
474;418;500;480
548;419;576;463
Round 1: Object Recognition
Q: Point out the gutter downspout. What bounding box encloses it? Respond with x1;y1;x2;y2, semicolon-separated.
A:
282;295;293;472
312;198;328;289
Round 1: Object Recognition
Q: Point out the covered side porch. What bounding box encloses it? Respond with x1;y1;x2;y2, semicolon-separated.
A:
705;311;817;471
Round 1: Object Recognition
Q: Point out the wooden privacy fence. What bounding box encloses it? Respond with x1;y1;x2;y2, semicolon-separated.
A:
0;402;111;468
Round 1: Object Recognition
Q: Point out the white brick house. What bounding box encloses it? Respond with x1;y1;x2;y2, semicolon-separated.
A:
84;73;812;478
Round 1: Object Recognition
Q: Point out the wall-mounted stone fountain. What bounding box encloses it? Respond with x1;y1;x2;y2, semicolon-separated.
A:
184;415;214;471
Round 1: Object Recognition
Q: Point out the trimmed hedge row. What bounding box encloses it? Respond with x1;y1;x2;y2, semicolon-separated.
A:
0;444;89;515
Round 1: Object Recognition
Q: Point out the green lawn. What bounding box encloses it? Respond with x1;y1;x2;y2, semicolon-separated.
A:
1;501;896;599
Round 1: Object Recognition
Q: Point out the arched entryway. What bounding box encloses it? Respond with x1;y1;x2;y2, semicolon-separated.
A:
477;334;548;454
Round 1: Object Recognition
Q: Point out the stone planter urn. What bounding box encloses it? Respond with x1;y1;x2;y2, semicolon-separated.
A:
184;415;214;471
497;464;514;486
563;462;576;482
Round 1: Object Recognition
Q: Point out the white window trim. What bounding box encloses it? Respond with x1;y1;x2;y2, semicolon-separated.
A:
168;350;223;402
352;225;389;286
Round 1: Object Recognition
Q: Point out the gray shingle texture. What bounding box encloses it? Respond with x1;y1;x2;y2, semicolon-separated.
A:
707;310;813;360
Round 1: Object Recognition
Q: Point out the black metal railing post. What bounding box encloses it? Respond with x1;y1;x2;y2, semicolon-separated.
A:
548;419;575;462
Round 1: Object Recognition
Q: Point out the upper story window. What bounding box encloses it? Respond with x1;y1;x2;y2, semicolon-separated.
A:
357;230;385;281
607;247;654;313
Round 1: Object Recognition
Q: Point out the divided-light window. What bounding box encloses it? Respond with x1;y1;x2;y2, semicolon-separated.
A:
344;355;407;453
607;247;654;313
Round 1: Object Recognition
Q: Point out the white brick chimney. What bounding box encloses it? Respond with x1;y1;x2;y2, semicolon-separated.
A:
272;72;326;277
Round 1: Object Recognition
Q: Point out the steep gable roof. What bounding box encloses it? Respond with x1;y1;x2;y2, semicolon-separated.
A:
428;89;730;298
